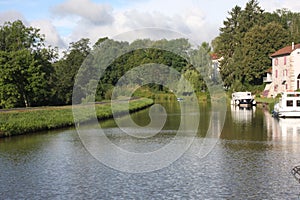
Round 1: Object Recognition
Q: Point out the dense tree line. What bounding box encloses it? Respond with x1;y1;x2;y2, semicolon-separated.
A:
0;20;211;108
2;0;299;108
73;38;212;104
213;0;300;91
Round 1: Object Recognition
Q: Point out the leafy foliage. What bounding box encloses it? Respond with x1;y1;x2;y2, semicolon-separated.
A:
213;0;300;91
73;38;211;103
0;20;56;108
52;38;91;105
7;2;300;108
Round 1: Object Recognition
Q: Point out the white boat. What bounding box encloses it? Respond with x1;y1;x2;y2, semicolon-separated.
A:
273;92;300;118
231;92;256;107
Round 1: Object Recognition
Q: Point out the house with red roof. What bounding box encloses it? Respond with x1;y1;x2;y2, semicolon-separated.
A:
263;43;300;97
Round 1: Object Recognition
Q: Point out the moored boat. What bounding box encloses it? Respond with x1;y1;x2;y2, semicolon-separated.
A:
231;92;256;107
272;92;300;118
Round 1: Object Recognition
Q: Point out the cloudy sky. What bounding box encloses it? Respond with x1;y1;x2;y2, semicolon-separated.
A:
0;0;299;49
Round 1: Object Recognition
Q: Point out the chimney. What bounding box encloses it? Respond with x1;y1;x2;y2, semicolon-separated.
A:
292;42;295;50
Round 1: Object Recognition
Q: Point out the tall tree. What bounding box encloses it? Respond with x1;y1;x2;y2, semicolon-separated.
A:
52;38;91;105
241;22;289;85
237;0;264;35
213;0;294;91
214;5;242;88
0;20;56;108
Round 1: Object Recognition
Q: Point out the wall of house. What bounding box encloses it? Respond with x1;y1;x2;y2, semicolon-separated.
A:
265;73;272;82
290;49;300;91
266;47;300;98
272;54;291;96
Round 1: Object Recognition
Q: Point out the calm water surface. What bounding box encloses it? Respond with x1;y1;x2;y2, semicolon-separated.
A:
1;101;300;199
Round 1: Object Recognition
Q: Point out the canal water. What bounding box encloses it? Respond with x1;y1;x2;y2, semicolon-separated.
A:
1;100;300;199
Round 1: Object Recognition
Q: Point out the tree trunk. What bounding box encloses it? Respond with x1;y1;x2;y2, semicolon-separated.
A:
22;93;30;107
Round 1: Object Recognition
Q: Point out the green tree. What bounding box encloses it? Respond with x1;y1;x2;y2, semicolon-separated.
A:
92;38;190;100
0;20;56;108
213;0;297;91
262;9;300;43
52;38;91;105
240;22;289;85
214;5;242;88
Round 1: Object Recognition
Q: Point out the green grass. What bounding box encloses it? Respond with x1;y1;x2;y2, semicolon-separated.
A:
154;92;209;102
255;97;276;104
255;96;279;111
0;98;153;137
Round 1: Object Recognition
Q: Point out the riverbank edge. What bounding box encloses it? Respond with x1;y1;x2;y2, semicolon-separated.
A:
0;98;154;138
254;97;278;112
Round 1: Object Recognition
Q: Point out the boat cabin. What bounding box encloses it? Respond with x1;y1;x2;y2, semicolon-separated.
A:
278;92;300;107
273;92;300;118
231;92;256;107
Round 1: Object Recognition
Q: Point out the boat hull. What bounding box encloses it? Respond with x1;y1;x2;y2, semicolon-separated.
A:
273;110;300;118
231;99;256;107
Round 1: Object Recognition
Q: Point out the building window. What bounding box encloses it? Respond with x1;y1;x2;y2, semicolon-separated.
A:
286;84;288;90
297;100;300;107
287;100;293;107
275;70;278;78
275;58;278;66
284;56;287;65
297;74;300;90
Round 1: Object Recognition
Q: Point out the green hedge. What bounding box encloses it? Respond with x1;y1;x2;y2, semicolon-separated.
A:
0;98;153;137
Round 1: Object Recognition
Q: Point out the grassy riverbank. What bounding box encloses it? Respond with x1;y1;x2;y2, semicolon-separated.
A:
154;92;209;102
255;96;278;111
0;98;153;137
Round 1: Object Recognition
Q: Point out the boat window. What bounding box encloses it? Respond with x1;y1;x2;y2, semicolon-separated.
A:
287;100;293;107
287;93;299;97
297;100;300;107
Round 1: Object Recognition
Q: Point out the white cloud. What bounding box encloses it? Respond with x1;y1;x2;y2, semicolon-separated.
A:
30;19;66;48
260;0;300;12
6;0;299;52
0;10;65;49
125;0;201;17
52;0;114;25
283;0;300;11
0;10;27;25
118;8;211;43
49;0;213;46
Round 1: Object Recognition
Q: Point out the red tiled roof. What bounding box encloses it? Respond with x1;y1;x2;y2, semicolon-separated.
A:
271;43;300;57
210;53;219;60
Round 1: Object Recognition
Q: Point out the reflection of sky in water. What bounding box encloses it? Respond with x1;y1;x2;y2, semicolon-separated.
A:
1;103;300;198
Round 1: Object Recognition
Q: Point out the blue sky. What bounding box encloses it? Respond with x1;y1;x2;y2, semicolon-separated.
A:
0;0;299;49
